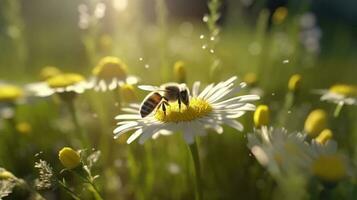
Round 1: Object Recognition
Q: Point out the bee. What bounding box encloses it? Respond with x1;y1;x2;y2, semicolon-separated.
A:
138;83;190;118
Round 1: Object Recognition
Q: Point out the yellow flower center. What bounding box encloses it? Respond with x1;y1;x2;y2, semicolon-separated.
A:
243;73;257;86
40;66;62;80
312;154;347;182
0;85;23;102
288;74;302;92
254;105;270;127
16;122;32;135
46;73;85;89
92;56;127;81
304;109;327;138
329;84;357;97
273;7;288;25
58;147;81;169
315;129;333;145
154;98;212;123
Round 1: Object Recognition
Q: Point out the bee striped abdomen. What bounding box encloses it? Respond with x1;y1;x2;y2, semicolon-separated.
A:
140;92;162;118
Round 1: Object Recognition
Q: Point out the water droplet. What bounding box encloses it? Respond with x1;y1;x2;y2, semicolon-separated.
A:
287;110;292;114
210;49;215;54
199;34;205;39
271;93;275;96
201;44;207;50
139;57;143;61
144;64;150;69
283;59;289;64
210;36;215;41
202;15;209;22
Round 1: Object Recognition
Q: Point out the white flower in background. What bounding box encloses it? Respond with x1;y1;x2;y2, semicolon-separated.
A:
26;73;91;97
0;83;27;119
248;127;351;183
309;140;351;183
316;84;357;106
247;127;311;176
90;56;138;92
113;76;259;144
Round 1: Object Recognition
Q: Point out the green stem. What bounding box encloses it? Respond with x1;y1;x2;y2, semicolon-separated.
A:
19;179;46;200
74;171;104;200
189;139;203;200
58;180;82;200
67;100;89;148
333;102;344;118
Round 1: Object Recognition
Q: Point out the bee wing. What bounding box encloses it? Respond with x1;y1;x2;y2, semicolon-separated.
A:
138;85;164;92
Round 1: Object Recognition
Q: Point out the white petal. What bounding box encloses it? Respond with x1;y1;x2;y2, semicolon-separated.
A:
113;122;139;136
192;81;200;97
224;119;244;131
115;114;141;120
108;79;118;90
127;129;143;144
198;83;214;98
138;125;162;144
126;76;139;85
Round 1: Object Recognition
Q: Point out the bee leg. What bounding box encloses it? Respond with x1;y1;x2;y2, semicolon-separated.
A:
178;96;182;111
163;101;170;115
161;101;167;116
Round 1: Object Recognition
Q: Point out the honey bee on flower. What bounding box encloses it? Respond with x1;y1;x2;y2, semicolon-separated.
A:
113;77;260;144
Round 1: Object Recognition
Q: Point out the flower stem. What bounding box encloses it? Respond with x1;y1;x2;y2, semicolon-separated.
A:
333;102;344;118
189;139;203;200
74;170;104;200
57;180;82;200
66;100;89;148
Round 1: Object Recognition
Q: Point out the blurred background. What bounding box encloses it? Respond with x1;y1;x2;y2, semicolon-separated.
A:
1;0;357;199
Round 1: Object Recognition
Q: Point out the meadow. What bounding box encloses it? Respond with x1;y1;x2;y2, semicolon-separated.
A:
0;0;357;199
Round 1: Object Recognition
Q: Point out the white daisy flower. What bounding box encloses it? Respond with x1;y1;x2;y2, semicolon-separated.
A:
0;83;26;119
247;127;311;176
90;56;138;92
26;73;91;97
309;140;351;183
316;84;357;106
248;127;351;183
113;76;260;144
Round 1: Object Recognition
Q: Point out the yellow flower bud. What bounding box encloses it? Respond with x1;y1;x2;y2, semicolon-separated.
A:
254;105;270;127
304;109;328;138
272;7;288;25
46;73;85;89
0;170;15;180
16;122;32;136
173;61;186;83
288;74;302;92
329;84;357;97
315;129;333;145
40;66;62;81
312;154;347;183
58;147;81;169
119;84;138;103
243;73;257;86
0;85;23;103
92;56;128;81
